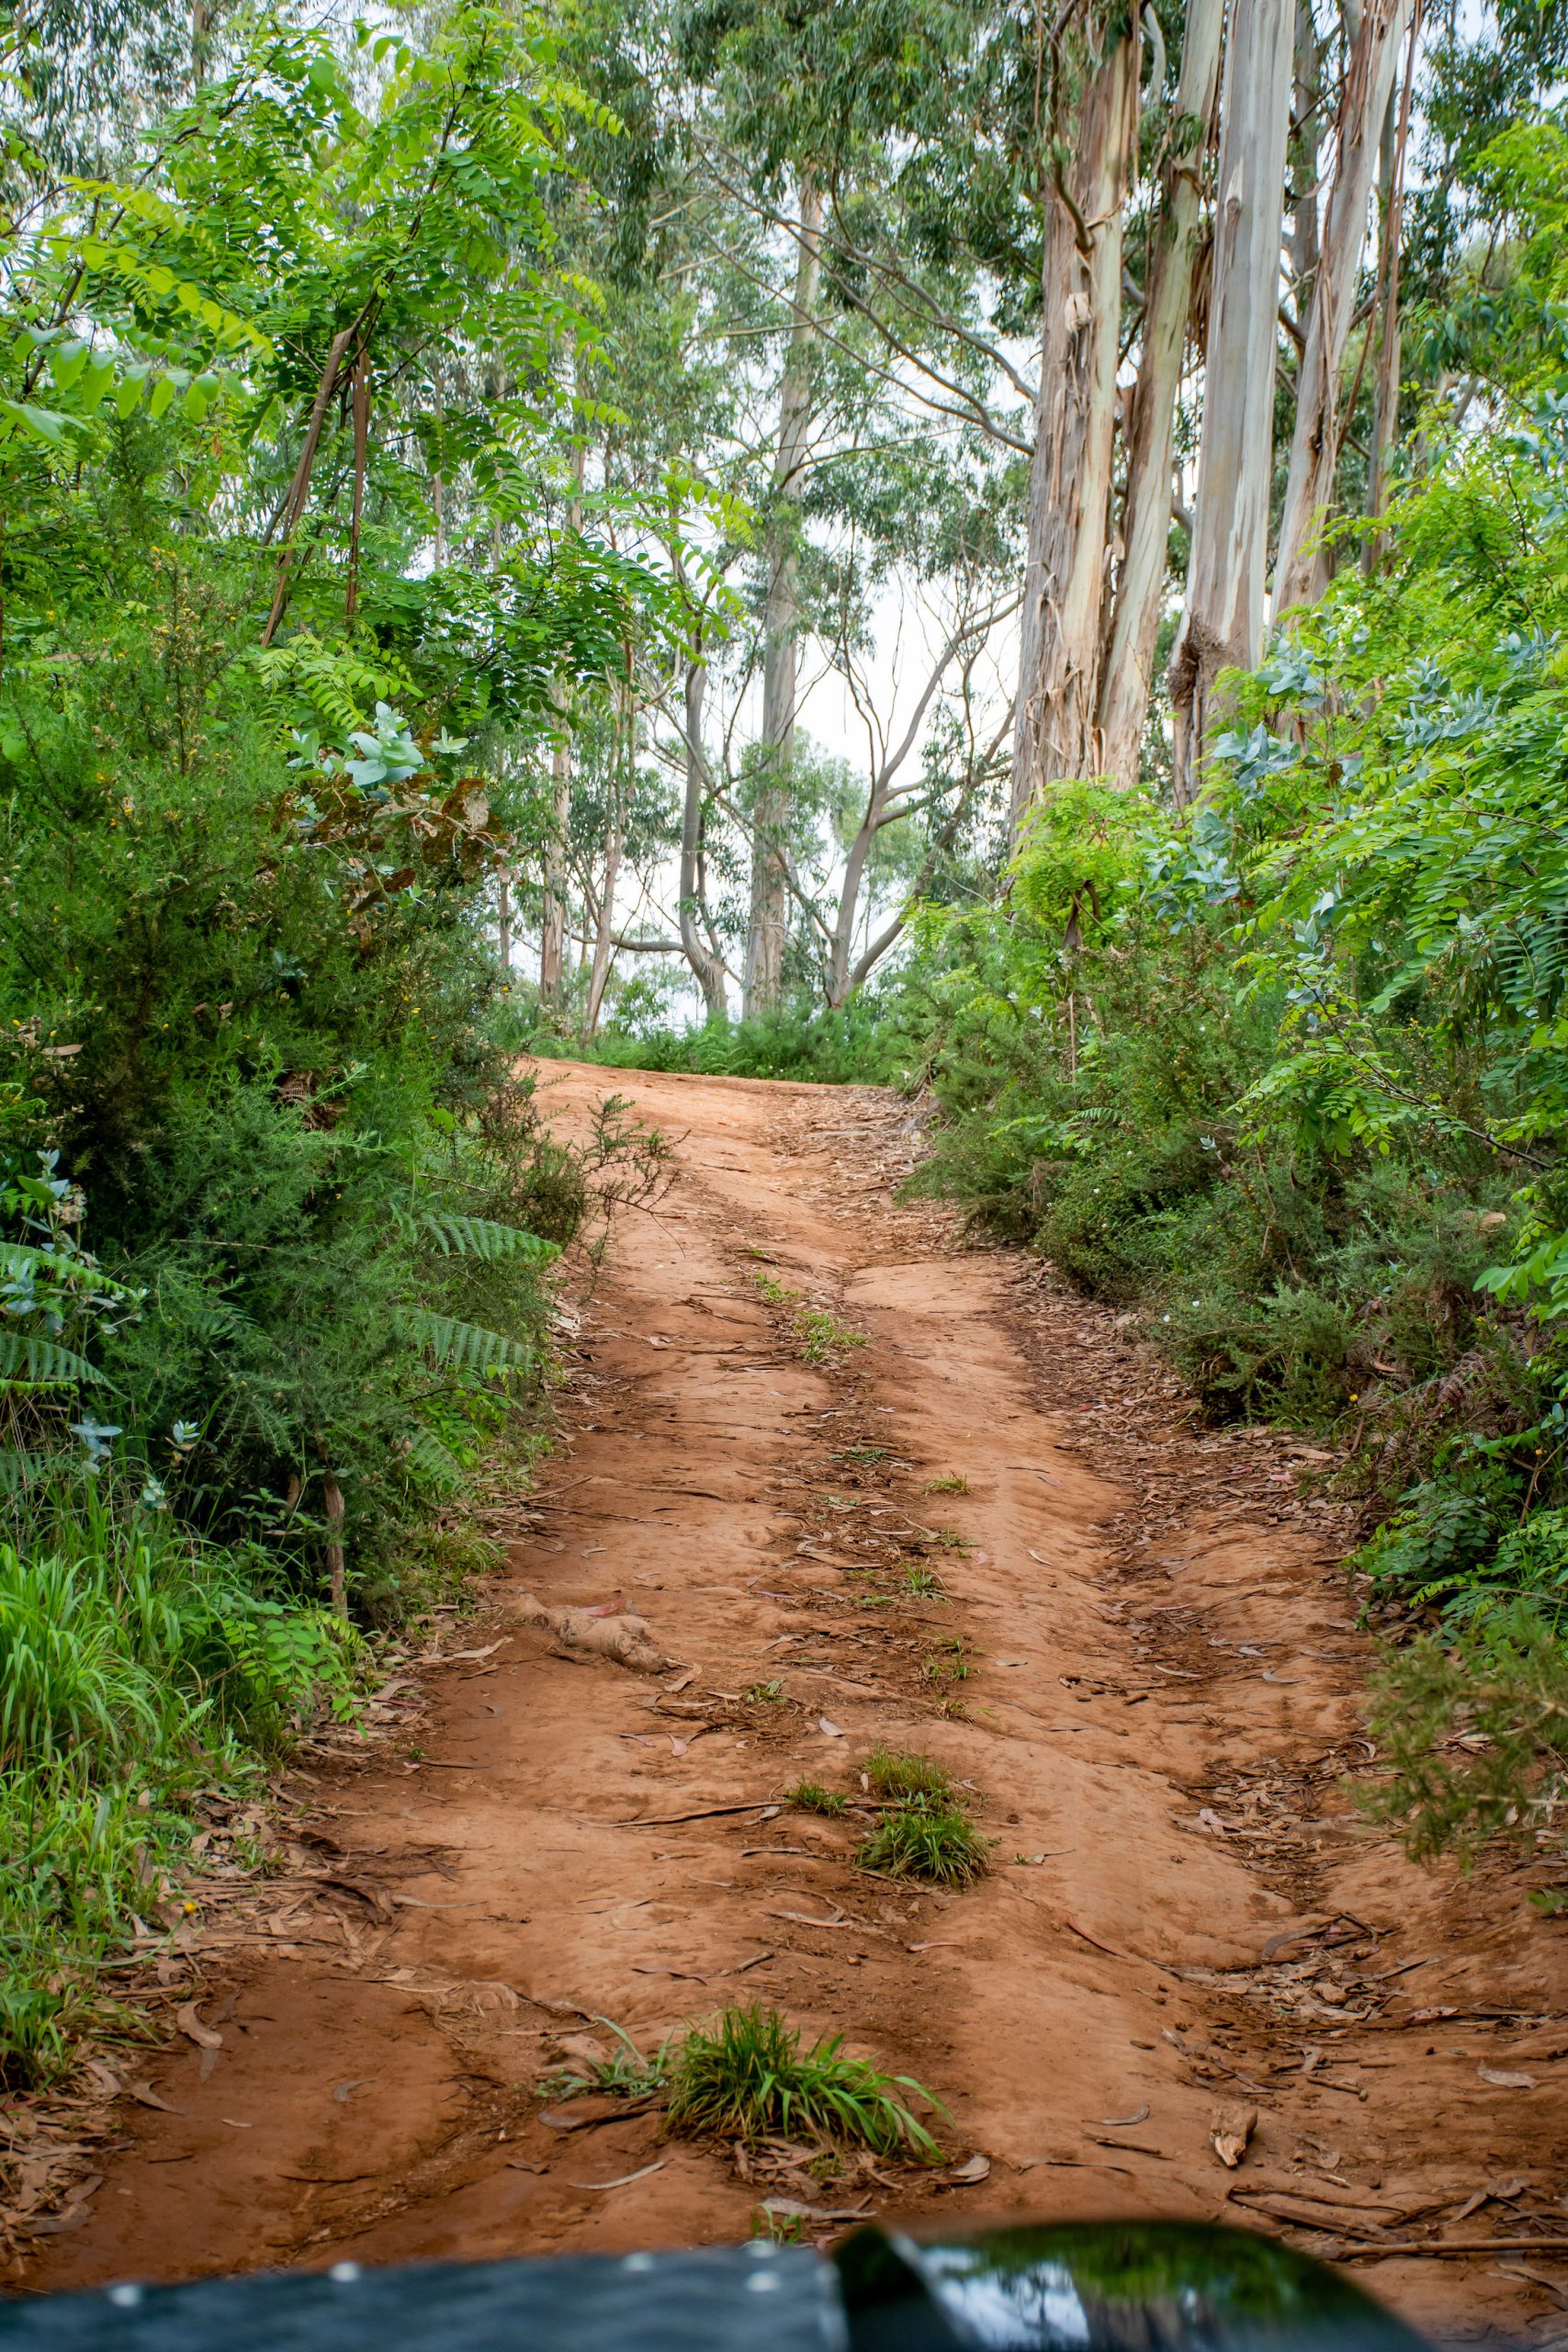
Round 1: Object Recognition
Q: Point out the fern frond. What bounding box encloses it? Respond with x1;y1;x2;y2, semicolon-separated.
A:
403;1427;465;1490
0;1329;108;1389
404;1308;535;1374
420;1214;555;1263
0;1243;140;1300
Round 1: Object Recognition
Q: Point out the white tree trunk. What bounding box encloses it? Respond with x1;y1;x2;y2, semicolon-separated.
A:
1168;0;1296;803
1010;19;1138;837
1273;0;1408;614
1365;20;1416;564
1097;0;1226;787
743;174;821;1017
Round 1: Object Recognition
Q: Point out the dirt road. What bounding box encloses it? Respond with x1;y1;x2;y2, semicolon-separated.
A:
24;1065;1568;2340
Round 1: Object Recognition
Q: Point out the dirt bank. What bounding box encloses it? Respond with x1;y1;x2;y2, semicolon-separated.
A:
18;1065;1568;2343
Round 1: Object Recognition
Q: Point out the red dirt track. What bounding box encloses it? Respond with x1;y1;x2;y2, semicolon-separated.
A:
21;1063;1568;2341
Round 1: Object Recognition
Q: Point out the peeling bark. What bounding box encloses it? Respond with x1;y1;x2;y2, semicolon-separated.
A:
1273;0;1408;615
1098;0;1226;788
1169;0;1295;803
1010;18;1139;836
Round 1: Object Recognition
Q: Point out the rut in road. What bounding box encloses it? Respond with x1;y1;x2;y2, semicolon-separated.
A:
25;1065;1568;2344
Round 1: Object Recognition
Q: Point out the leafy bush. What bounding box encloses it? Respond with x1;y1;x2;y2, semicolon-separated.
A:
1362;1604;1568;1904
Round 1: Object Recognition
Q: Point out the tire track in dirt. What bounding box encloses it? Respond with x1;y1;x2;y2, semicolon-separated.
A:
21;1063;1568;2344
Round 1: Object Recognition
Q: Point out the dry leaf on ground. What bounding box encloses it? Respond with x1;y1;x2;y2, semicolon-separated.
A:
176;2001;222;2051
1212;2106;1258;2167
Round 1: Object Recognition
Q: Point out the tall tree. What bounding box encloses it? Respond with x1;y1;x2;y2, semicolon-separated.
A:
743;172;822;1017
1097;0;1227;787
1168;0;1296;801
1273;0;1409;613
1009;10;1138;835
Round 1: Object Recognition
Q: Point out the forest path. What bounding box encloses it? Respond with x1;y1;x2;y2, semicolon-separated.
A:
26;1064;1568;2342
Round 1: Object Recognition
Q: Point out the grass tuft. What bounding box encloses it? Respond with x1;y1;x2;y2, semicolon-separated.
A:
863;1744;955;1804
663;2002;944;2159
784;1778;849;1816
925;1473;969;1495
857;1802;989;1887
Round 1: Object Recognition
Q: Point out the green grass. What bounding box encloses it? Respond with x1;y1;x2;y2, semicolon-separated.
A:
897;1564;947;1599
0;1481;364;2086
539;2017;667;2102
796;1306;867;1363
663;2003;944;2159
857;1802;990;1887
750;1268;800;1308
863;1746;956;1804
743;1678;784;1703
784;1778;849;1816
925;1473;968;1495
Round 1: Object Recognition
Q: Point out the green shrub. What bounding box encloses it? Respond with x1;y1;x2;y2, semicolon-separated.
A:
1363;1603;1568;1895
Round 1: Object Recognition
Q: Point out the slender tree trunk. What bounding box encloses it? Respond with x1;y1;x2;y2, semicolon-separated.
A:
678;662;728;1020
1290;0;1322;315
1010;18;1138;838
1365;7;1418;565
1168;0;1295;803
322;1474;346;1622
539;407;585;1007
585;814;622;1037
497;865;512;979
744;175;822;1017
1273;0;1408;614
1097;0;1225;787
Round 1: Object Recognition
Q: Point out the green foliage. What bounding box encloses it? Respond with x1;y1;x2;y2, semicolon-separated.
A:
0;1477;361;2084
784;1778;849;1816
1362;1605;1568;1894
532;1000;912;1085
857;1801;988;1887
663;2003;944;2160
863;1746;955;1805
539;2017;667;2102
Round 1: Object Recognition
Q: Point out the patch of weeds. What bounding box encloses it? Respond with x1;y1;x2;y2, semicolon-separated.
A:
751;1268;800;1308
858;1803;989;1887
784;1779;849;1816
897;1563;947;1600
931;1526;973;1555
752;2207;810;2244
834;1445;888;1464
795;1306;867;1363
863;1746;955;1805
925;1473;969;1495
664;2002;944;2159
539;2017;667;2102
921;1637;973;1686
744;1679;784;1703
